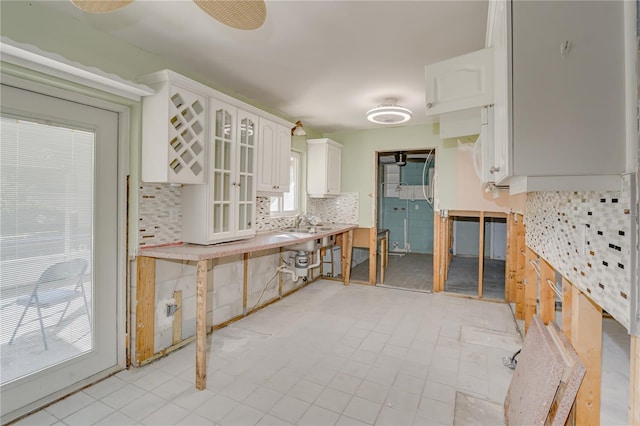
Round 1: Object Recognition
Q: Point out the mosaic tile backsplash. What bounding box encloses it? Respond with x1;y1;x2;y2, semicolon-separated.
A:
138;183;182;247
525;177;632;331
139;186;360;246
307;192;359;225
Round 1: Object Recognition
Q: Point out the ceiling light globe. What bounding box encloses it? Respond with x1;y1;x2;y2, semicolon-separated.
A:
366;105;413;125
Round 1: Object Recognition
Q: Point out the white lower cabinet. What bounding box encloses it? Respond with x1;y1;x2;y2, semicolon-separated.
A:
257;118;291;194
183;99;258;244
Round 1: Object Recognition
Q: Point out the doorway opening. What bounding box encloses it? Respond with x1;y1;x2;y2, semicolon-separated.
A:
444;214;507;300
350;149;436;291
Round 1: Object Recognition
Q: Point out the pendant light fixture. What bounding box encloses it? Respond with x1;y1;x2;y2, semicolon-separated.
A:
366;98;412;125
291;120;307;136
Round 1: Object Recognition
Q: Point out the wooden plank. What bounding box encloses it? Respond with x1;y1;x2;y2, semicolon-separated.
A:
630;335;640;426
478;211;485;298
571;286;602;425
379;233;387;284
505;213;516;302
446;216;453;281
172;290;182;346
243;253;249;311
449;210;508;218
515;217;526;319
433;211;443;292
524;247;539;332
539;257;556;325
135;256;156;364
562;278;573;341
352;227;371;248
195;259;208;390
342;229;354;286
369;227;376;284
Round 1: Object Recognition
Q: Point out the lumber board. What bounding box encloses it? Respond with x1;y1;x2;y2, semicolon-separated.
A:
478;211;485;298
562;278;573;341
539;257;556;325
195;259;208;390
524;248;539;332
342;229;354;286
515;219;526;319
172;290;182;346
630;335;640;426
135;256;156;364
369;227;376;284
571;286;602;426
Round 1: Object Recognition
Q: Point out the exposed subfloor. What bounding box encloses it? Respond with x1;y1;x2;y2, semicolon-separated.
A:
350;253;433;293
444;256;505;300
14;280;518;426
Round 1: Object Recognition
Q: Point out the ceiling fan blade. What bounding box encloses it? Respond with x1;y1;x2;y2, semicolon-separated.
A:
70;0;133;13
194;0;266;30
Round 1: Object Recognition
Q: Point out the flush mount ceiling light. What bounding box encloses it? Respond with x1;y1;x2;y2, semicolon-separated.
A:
70;0;133;13
194;0;266;30
366;98;412;125
291;120;307;136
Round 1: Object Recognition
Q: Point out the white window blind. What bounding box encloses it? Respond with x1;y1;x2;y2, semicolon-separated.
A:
1;115;94;383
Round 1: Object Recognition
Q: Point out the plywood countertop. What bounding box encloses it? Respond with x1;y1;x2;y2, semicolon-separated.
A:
137;223;358;261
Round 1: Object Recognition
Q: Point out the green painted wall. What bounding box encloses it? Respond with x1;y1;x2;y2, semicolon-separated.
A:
327;125;459;228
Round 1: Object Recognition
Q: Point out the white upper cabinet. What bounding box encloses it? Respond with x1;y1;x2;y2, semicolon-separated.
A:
139;71;208;184
489;0;629;192
182;99;258;244
307;138;342;198
425;48;494;116
257;118;291;194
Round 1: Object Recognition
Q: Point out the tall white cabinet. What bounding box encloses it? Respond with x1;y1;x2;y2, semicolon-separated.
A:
307;138;342;198
257;118;291;194
182;100;258;244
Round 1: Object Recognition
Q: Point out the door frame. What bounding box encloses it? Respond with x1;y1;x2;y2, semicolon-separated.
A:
0;73;129;423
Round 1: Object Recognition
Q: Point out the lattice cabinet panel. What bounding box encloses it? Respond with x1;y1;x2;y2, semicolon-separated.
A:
139;70;209;184
167;86;206;182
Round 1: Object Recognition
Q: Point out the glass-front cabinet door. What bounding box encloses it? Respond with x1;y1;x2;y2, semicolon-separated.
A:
236;111;257;238
209;99;236;242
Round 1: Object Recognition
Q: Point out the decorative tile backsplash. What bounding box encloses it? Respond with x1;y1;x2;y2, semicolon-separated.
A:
138;183;182;247
138;187;360;246
307;192;359;225
525;177;632;331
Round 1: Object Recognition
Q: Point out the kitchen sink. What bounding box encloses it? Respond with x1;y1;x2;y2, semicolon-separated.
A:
281;229;336;251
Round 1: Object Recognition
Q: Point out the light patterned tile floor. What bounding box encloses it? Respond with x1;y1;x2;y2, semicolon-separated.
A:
13;280;525;425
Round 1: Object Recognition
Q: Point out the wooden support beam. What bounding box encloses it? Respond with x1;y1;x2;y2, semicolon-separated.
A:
433;211;441;292
524;248;539;332
135;256;156;364
445;217;453;281
539;257;556;325
515;218;526;319
369;227;377;285
478;211;485;298
195;259;208;390
342;229;354;286
630;335;640;425
562;277;573;341
172;290;182;346
571;286;602;425
243;253;249;311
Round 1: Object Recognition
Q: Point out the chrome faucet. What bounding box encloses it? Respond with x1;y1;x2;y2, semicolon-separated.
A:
295;214;305;229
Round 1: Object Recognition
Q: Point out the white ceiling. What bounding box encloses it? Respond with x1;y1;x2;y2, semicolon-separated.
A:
44;0;488;134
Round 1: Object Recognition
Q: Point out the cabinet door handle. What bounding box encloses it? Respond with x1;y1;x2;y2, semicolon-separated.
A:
426;102;433;109
490;166;500;174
